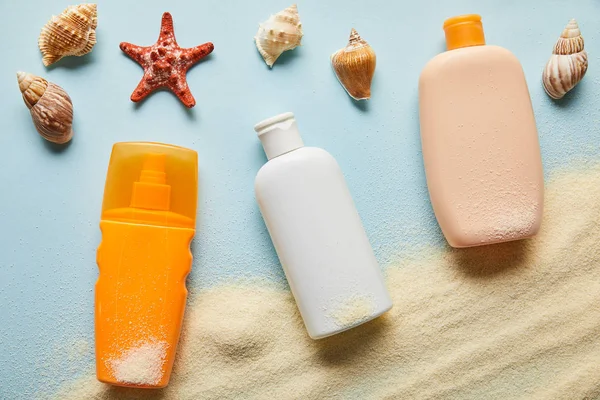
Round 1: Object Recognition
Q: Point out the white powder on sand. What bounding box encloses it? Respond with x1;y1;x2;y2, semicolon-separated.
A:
107;341;168;386
328;295;376;328
51;163;600;399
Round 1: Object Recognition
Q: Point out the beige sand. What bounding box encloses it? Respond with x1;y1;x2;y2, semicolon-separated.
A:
107;341;168;386
52;163;600;400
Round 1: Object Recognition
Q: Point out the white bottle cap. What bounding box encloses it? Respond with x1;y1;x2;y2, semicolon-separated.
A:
254;112;304;160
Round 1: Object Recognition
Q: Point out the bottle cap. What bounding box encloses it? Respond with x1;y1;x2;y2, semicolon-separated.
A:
254;112;304;160
101;142;198;228
443;14;486;51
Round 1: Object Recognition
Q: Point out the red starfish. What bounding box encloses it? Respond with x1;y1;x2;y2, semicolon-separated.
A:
119;12;214;108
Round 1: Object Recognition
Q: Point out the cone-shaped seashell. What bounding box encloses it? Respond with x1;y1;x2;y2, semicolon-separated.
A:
255;4;303;67
38;3;98;67
542;19;588;100
331;28;376;101
17;72;74;144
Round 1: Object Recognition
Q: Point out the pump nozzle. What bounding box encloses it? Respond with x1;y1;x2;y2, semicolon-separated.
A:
139;153;167;184
130;153;171;210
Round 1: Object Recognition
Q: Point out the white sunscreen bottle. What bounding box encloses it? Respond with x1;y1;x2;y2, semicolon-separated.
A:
253;112;392;339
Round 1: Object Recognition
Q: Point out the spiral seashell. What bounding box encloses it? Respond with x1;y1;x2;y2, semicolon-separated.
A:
255;4;303;67
331;28;376;101
38;3;98;67
542;19;588;100
17;72;74;144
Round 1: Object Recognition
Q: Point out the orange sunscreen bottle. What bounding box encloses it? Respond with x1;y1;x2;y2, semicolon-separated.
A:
95;142;198;388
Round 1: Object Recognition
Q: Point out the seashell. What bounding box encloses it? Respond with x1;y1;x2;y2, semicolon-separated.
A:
38;3;98;67
255;4;303;67
17;72;74;144
542;19;588;100
331;28;376;101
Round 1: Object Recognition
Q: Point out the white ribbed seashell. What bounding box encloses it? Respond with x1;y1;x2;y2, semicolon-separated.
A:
331;28;376;100
38;3;98;67
542;19;588;100
254;4;303;67
17;72;74;144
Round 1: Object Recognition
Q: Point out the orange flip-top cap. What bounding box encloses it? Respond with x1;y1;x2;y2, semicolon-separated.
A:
444;14;486;51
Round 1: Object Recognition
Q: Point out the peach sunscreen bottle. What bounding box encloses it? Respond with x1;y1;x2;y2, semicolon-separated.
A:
254;112;392;339
419;15;544;248
96;142;198;388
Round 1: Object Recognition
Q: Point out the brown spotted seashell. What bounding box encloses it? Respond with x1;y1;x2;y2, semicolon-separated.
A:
542;19;588;99
331;28;376;100
17;72;74;144
38;3;98;66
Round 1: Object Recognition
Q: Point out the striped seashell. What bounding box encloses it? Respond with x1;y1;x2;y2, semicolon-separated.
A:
542;19;588;100
17;72;74;144
331;28;376;100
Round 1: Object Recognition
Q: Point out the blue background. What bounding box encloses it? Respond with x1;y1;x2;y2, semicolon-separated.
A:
0;0;598;397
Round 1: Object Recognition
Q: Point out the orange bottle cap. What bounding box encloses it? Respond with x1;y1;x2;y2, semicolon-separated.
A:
100;142;198;228
443;14;486;51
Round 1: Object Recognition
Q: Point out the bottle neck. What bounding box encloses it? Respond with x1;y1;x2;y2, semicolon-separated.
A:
254;112;304;160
